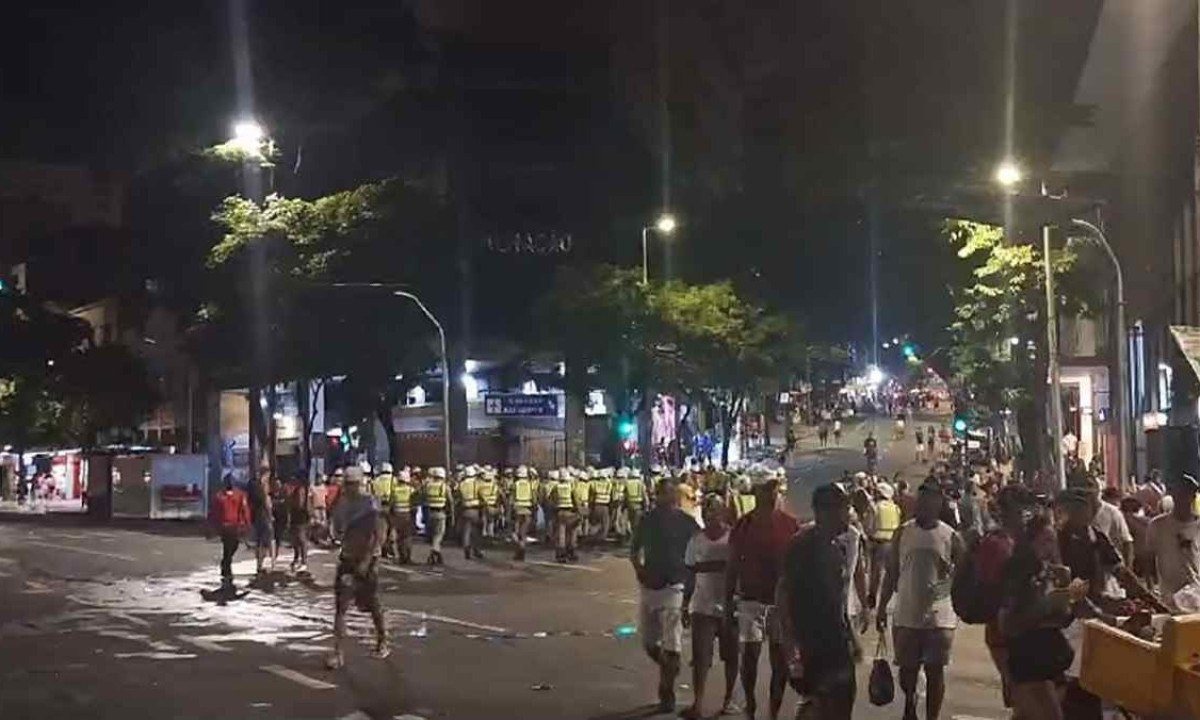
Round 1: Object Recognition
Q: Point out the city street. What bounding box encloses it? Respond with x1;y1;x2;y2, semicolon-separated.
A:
0;416;1007;720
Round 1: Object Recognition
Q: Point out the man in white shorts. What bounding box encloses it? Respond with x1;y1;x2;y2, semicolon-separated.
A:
631;479;700;713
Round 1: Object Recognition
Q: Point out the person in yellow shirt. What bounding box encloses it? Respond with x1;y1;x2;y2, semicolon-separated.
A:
511;466;535;560
552;469;579;562
371;463;397;557
610;467;627;538
478;467;500;547
573;469;593;540
422;467;451;566
867;482;901;607
590;468;613;541
389;468;416;564
624;467;648;539
458;466;483;560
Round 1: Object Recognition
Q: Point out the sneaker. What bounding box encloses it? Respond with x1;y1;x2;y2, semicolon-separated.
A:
325;651;345;670
373;643;391;660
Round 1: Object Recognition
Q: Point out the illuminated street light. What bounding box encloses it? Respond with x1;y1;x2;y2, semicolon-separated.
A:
655;213;677;235
230;119;266;156
994;160;1023;189
642;212;679;284
866;365;885;386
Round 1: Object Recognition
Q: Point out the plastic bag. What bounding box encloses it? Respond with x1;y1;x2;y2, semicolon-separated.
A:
868;636;894;706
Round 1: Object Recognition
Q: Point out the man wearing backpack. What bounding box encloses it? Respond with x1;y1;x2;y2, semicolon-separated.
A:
954;485;1036;715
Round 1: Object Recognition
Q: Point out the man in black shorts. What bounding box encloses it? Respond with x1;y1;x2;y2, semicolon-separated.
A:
327;468;389;668
780;483;858;719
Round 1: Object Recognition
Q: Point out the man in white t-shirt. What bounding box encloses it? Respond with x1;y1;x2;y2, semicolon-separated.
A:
877;480;965;720
1149;472;1200;611
1093;486;1134;562
682;495;738;719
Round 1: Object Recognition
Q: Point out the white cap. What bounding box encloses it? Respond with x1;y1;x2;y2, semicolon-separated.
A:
548;469;560;481
380;462;394;474
397;468;411;481
464;465;478;478
615;467;630;479
516;466;529;479
483;467;497;479
429;466;447;479
359;461;373;475
877;482;895;499
601;467;614;478
854;471;868;480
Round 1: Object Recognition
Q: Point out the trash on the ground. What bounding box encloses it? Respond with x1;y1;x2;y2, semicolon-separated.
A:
530;683;553;691
678;684;690;690
614;624;637;637
408;623;428;638
532;631;548;638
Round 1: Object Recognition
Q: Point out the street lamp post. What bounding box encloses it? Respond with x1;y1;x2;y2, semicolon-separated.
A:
641;213;677;285
393;291;452;473
1070;218;1130;489
324;283;452;472
996;162;1065;489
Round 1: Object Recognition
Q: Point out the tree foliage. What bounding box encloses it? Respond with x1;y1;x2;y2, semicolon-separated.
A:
538;265;803;465
943;219;1094;469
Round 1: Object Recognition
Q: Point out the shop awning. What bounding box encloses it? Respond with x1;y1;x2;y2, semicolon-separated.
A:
1169;326;1200;381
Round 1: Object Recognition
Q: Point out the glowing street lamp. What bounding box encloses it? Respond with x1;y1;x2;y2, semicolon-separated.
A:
994;160;1023;189
230;119;266;157
642;212;678;284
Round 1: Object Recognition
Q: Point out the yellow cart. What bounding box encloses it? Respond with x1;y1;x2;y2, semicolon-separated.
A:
1080;615;1200;718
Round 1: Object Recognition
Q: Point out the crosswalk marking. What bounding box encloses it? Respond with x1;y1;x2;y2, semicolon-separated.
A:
525;559;602;573
390;608;508;634
24;540;136;562
177;636;230;653
261;664;336;690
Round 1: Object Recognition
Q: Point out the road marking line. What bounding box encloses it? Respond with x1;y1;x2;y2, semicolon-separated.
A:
177;636;230;653
23;580;52;594
0;569;10;578
525;559;601;573
260;664;336;690
377;564;441;577
114;652;196;660
390;609;507;634
24;541;136;562
112;612;150;627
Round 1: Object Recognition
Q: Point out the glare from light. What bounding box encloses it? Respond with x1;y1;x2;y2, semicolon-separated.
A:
655;213;677;234
230;119;265;155
994;160;1023;188
1009;336;1020;346
462;373;480;401
464;359;479;373
891;337;899;345
866;365;885;386
882;342;891;349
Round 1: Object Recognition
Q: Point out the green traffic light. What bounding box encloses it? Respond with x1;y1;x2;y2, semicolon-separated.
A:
902;343;916;358
618;420;636;439
953;417;968;433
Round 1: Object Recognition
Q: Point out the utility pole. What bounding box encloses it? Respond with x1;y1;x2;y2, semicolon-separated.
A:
1043;219;1067;490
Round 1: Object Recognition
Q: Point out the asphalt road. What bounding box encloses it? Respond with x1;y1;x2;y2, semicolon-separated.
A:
0;414;1005;720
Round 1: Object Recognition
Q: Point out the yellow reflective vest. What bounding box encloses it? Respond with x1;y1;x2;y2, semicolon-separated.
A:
390;482;413;512
625;477;645;505
590;478;611;505
478;480;499;509
735;492;757;518
873;499;901;541
610;479;625;503
371;473;394;502
572;480;591;509
459;478;480;509
513;479;534;509
554;480;575;510
425;480;448;510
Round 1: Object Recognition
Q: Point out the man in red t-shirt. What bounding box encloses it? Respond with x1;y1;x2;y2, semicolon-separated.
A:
209;473;251;586
725;469;800;720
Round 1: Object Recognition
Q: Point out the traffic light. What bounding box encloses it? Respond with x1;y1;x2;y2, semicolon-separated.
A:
953;416;968;435
902;343;916;359
618;418;636;440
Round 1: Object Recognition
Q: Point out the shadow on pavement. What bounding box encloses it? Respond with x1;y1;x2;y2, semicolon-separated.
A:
586;704;664;720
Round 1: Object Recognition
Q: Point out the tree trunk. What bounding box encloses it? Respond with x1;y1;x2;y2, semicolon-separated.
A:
248;386;269;473
675;402;693;466
295;379;311;474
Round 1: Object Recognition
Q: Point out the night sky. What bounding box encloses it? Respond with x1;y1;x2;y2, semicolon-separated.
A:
0;0;1101;349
